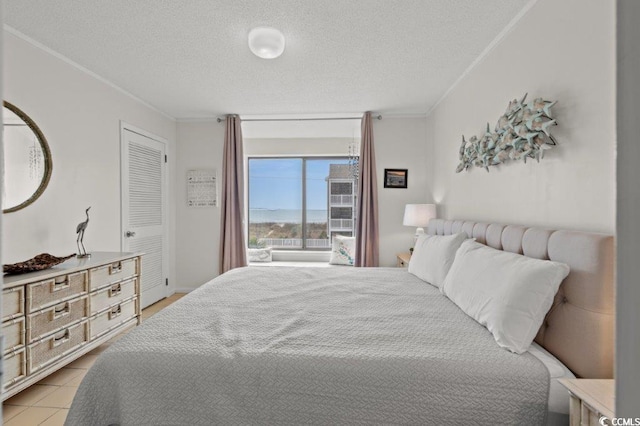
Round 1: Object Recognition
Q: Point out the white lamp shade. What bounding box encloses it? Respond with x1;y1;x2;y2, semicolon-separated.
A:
248;27;285;59
403;204;436;227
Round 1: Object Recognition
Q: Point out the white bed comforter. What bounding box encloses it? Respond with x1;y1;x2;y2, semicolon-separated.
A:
66;267;549;425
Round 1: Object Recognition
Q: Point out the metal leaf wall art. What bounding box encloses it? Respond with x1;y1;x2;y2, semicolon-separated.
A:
456;93;558;172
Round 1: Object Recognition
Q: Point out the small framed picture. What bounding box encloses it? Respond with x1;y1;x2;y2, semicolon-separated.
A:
384;168;408;188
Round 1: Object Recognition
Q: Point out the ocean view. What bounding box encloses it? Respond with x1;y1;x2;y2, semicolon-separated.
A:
249;209;327;223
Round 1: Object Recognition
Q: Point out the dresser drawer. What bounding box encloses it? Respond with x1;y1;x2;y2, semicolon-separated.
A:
27;296;89;343
90;297;138;339
2;286;25;321
3;348;27;390
27;271;88;313
27;321;88;374
89;258;138;291
90;277;137;315
2;317;26;354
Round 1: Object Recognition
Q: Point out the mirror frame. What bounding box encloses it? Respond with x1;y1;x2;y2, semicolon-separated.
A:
3;101;53;213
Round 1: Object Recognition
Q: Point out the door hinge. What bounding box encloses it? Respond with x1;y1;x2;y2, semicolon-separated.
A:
165;278;169;286
165;154;167;163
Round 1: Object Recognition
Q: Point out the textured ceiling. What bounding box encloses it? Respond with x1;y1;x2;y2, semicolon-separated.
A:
4;0;531;120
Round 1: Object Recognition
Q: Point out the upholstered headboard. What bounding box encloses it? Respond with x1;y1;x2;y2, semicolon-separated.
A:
427;219;614;379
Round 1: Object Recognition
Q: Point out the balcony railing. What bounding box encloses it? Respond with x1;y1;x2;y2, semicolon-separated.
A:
257;238;331;249
329;219;354;229
306;239;332;248
329;194;354;205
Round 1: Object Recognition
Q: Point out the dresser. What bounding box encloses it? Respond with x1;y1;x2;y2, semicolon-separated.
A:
1;252;142;400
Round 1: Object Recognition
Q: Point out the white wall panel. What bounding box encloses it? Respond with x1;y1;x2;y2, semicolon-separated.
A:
176;121;224;290
176;116;430;289
428;0;615;234
2;32;177;296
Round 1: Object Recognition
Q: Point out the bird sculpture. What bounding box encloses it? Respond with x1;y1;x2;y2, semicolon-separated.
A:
76;206;91;257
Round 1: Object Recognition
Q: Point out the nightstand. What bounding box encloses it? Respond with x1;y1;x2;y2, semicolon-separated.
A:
396;252;411;268
558;379;614;426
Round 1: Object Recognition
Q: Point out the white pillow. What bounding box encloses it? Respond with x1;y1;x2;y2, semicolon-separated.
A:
408;233;467;288
442;239;570;354
248;247;272;263
329;235;356;266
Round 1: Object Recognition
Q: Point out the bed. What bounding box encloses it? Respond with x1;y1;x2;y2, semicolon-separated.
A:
66;220;614;425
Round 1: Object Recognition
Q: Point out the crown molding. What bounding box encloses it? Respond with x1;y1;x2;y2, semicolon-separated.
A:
379;113;428;119
176;117;219;123
427;0;539;116
176;112;428;123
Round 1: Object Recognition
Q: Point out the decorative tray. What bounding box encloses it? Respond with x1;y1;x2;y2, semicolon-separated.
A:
3;253;76;275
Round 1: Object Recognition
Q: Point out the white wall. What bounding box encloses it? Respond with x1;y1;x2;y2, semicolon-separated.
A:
428;0;615;234
248;118;431;268
247;118;431;268
176;121;224;291
3;32;177;291
616;0;640;417
374;117;430;266
175;116;429;290
0;11;5;423
245;137;354;157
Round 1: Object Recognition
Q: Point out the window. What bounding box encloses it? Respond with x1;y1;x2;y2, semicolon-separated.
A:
331;182;352;194
248;157;356;250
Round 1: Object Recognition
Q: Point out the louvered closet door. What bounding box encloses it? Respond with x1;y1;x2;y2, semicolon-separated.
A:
121;126;168;308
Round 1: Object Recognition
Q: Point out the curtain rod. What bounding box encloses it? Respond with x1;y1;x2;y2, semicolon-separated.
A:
215;115;382;123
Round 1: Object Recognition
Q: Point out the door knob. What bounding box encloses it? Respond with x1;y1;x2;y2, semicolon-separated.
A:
125;231;136;238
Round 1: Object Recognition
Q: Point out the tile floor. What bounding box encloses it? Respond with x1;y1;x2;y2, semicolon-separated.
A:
2;293;186;426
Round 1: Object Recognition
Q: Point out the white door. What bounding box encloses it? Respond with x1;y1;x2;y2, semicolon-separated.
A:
121;124;168;309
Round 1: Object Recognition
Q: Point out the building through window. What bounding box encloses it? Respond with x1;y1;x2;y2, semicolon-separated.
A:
327;164;357;239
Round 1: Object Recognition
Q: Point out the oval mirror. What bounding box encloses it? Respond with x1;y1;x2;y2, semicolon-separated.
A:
2;101;52;213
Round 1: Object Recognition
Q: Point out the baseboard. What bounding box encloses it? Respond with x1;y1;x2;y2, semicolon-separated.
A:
173;287;195;294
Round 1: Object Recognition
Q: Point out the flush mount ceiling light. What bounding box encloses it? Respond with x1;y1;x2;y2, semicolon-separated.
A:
248;27;285;59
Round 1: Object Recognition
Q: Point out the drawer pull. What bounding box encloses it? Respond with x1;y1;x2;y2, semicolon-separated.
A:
51;302;70;320
109;263;123;275
51;329;70;348
109;283;122;297
109;305;122;320
50;277;70;293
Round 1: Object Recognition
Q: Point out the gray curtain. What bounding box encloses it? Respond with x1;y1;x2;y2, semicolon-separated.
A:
355;112;379;267
219;115;247;274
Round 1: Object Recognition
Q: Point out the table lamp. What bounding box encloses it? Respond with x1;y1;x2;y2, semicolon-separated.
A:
403;204;437;241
